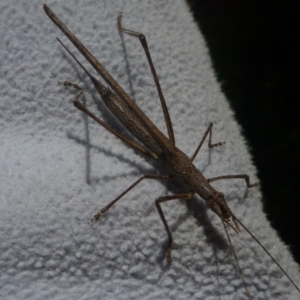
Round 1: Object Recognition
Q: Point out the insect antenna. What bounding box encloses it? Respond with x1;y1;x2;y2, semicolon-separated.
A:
222;219;251;299
233;215;300;293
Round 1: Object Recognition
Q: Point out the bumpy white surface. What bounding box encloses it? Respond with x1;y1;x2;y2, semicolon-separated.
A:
1;1;299;299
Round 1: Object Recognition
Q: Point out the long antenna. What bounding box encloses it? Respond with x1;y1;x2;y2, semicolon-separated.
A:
233;215;300;293
222;219;251;299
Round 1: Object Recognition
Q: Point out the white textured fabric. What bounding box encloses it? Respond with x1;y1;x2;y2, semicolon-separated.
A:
1;1;299;299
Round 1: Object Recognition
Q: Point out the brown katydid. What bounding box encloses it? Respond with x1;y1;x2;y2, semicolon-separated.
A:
43;4;300;298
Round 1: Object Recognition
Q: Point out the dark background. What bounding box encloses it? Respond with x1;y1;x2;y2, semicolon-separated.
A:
187;0;300;265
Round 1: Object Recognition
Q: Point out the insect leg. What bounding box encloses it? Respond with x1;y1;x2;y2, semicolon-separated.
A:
59;79;157;160
92;174;170;220
117;14;175;146
208;174;258;188
155;193;194;262
190;123;225;161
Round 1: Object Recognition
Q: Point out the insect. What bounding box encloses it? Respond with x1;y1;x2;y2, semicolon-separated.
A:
43;4;299;298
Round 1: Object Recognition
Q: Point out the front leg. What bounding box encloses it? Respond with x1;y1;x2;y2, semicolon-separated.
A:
155;193;194;262
207;174;258;188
